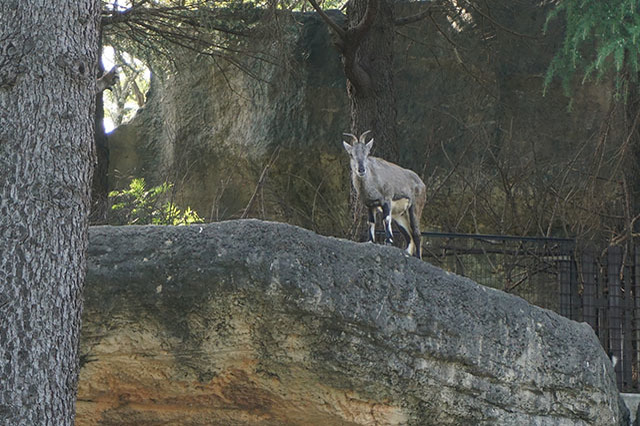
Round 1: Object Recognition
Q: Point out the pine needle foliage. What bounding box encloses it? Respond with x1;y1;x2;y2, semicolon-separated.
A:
101;0;297;77
545;0;640;100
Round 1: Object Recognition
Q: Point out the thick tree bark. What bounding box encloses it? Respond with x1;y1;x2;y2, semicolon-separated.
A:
346;0;399;163
347;0;398;240
305;0;401;238
0;1;99;425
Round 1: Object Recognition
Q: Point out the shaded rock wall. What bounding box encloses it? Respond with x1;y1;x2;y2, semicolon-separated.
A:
107;11;351;231
106;3;617;235
78;220;627;425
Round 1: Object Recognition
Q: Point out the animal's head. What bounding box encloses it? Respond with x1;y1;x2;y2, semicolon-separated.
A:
342;130;374;177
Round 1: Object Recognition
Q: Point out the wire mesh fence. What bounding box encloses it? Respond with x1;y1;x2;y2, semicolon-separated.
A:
418;232;639;392
578;246;639;393
421;232;575;313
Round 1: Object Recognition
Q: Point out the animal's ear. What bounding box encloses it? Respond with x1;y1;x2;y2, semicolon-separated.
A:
366;139;374;152
343;141;353;154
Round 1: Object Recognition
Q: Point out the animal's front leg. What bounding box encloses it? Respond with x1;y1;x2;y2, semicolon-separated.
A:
382;202;394;245
367;207;377;243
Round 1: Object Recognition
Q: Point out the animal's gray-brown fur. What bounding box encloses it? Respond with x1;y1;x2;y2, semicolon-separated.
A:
343;131;427;258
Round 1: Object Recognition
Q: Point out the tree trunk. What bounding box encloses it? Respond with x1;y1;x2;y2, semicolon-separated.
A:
0;1;99;425
91;46;110;225
91;87;110;224
346;0;399;163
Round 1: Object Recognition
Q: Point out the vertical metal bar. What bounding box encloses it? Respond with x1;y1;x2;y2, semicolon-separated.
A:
582;251;597;330
608;246;623;390
570;256;581;321
623;256;633;392
635;245;640;392
558;259;571;319
598;254;609;356
627;246;640;392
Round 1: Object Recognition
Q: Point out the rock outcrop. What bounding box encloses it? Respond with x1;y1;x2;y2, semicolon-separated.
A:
77;220;627;425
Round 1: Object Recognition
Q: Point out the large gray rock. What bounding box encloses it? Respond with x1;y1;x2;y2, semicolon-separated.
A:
78;220;628;425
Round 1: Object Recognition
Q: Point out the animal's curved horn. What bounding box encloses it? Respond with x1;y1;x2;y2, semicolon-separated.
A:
359;130;372;143
343;133;358;144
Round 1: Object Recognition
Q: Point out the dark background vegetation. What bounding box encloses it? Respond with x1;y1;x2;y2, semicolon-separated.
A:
100;0;638;253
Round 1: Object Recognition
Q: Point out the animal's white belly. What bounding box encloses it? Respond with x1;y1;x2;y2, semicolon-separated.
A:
372;198;410;218
391;198;410;217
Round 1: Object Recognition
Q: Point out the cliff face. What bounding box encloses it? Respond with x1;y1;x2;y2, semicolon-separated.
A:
106;4;617;236
77;221;627;425
106;11;351;232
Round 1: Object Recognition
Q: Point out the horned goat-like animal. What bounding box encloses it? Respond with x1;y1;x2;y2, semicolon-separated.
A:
343;130;427;259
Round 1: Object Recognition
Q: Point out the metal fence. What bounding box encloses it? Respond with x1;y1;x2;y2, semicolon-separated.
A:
573;247;639;393
418;232;639;392
421;232;574;313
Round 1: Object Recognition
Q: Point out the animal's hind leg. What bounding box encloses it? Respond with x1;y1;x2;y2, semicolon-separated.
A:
382;202;394;245
408;205;422;259
367;207;377;243
394;213;415;255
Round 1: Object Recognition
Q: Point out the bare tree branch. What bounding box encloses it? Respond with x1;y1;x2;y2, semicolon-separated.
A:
241;147;281;219
305;0;346;40
463;0;539;40
348;0;379;46
305;0;379;93
96;66;119;93
394;1;446;26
